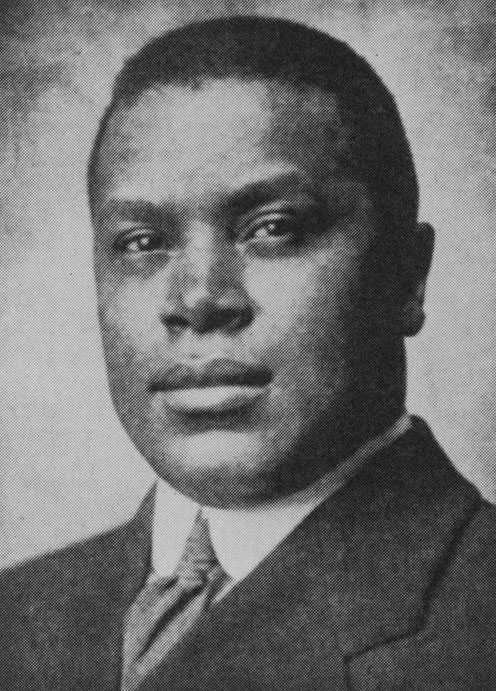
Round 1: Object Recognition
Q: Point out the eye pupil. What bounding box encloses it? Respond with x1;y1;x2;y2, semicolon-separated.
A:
123;232;159;254
255;223;269;238
254;218;291;239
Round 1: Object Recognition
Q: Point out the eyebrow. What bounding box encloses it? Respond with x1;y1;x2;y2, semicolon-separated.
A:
96;198;175;234
227;170;316;213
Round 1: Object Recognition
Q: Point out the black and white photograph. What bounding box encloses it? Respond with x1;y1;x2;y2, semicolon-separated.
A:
0;2;495;688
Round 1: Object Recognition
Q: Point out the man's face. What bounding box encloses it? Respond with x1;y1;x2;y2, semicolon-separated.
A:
92;78;397;507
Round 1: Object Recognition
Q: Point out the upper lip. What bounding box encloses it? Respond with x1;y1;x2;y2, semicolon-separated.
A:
150;358;273;391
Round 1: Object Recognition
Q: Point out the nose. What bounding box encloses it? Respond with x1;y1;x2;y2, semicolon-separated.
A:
161;230;254;335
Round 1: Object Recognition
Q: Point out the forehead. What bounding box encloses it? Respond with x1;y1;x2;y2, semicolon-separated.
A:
94;78;352;205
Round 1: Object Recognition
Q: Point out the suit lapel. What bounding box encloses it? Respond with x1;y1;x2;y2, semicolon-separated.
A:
311;417;480;656
60;487;154;690
139;419;481;690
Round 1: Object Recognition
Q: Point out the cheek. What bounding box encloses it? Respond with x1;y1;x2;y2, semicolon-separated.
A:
96;279;166;405
247;246;365;359
97;278;161;356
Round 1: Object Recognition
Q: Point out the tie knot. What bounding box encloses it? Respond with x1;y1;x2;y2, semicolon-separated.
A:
175;513;223;587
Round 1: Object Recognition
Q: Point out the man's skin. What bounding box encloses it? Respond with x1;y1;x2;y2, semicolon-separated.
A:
91;77;433;508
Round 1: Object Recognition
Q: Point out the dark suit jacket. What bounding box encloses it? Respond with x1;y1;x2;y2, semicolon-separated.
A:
1;417;496;690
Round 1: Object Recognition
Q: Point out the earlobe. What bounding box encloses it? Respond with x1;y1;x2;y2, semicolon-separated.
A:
400;299;426;337
399;222;435;337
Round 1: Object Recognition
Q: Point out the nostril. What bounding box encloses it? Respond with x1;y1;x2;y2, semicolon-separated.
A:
163;312;189;331
223;304;253;331
162;289;254;334
189;299;253;334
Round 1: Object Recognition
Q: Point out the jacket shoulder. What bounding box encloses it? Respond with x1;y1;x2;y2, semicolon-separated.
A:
0;501;152;690
0;523;129;620
0;488;154;611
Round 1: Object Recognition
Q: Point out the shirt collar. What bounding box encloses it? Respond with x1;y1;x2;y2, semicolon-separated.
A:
150;413;411;582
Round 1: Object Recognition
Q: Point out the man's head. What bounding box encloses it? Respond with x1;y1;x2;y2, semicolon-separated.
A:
89;16;433;507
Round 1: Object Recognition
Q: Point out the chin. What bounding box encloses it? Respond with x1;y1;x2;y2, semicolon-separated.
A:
146;429;287;508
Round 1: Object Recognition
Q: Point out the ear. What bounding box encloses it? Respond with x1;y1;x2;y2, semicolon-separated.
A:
398;222;435;337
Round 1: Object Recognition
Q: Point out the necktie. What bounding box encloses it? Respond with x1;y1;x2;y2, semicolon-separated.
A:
121;512;229;691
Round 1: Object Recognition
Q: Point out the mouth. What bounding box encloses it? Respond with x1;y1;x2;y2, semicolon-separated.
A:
160;385;268;414
150;359;272;415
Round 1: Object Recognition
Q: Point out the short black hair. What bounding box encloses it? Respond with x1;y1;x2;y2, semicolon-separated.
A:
88;15;418;286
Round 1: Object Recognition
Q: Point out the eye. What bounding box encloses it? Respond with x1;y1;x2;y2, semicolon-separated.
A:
115;229;165;255
241;213;299;247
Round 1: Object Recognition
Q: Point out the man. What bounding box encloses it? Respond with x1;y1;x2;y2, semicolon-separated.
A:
1;15;495;690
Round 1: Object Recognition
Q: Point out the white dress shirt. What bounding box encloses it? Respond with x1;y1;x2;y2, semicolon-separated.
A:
150;414;411;586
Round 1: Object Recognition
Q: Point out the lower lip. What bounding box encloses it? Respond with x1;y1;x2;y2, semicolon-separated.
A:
161;385;268;414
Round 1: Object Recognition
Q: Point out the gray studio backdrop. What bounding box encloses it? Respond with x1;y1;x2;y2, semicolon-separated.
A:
0;0;495;568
